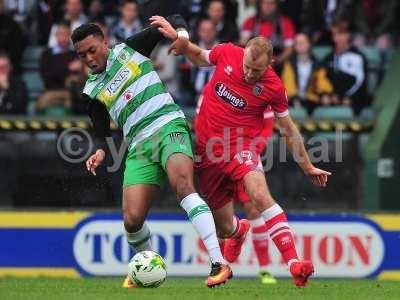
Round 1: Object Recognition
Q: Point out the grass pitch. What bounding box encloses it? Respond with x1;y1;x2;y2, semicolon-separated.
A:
0;277;399;300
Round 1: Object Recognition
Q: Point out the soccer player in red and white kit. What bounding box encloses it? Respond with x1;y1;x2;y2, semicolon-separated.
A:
152;16;331;287
197;98;277;284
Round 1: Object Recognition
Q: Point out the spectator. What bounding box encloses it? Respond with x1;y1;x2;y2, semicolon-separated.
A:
202;0;239;25
281;33;333;113
179;0;203;26
3;0;35;26
38;22;80;113
110;0;142;44
31;0;55;45
237;0;257;28
88;0;105;22
48;0;88;48
0;0;25;73
302;0;353;45
0;52;28;115
352;0;397;52
192;19;218;95
205;0;238;43
137;0;184;22
324;21;368;114
240;0;295;64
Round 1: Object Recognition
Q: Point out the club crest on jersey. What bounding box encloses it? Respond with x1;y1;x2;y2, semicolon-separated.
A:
215;82;247;109
224;65;233;76
117;49;131;64
253;84;263;96
124;90;134;102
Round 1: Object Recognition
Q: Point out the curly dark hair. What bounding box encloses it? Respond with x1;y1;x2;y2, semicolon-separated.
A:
71;23;104;44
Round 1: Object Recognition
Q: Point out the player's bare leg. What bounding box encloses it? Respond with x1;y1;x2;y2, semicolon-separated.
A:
166;153;232;287
122;184;160;288
210;201;235;239
242;202;277;284
212;201;251;263
244;170;314;287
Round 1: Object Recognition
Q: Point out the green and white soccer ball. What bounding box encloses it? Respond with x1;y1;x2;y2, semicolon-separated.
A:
128;251;167;288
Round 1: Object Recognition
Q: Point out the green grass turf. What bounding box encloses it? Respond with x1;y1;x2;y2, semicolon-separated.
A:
0;278;399;300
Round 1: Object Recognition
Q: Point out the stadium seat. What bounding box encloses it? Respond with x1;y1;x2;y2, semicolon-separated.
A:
21;46;44;71
360;47;381;68
312;106;354;120
359;47;382;95
40;106;71;117
22;71;44;101
312;46;331;61
289;106;308;120
359;107;376;119
313;107;354;141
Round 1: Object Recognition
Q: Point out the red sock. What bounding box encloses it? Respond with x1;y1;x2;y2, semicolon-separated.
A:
261;204;298;265
250;217;270;268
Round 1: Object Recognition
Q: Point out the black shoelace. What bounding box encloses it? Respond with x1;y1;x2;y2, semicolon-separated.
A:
209;262;222;276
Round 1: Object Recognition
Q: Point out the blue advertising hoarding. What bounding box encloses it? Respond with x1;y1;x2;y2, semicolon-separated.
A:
0;212;399;279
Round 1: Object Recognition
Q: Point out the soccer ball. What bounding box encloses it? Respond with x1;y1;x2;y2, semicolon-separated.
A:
128;251;167;288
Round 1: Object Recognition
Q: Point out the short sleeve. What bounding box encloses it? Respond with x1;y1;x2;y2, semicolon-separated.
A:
271;84;289;118
209;43;230;65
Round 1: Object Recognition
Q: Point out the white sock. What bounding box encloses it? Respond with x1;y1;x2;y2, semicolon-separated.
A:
180;193;225;264
126;222;153;253
249;216;265;228
260;203;284;223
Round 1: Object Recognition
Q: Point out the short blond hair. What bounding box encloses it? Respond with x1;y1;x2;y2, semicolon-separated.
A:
245;37;273;63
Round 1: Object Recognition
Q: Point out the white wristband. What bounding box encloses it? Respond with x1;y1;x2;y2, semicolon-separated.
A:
177;30;189;39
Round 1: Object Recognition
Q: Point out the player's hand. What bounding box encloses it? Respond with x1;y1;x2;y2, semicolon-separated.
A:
304;166;331;187
149;15;177;40
86;149;105;176
168;37;189;56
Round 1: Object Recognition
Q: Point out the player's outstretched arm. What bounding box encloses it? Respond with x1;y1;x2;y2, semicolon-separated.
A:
171;39;213;67
126;14;189;58
277;115;332;187
150;16;212;67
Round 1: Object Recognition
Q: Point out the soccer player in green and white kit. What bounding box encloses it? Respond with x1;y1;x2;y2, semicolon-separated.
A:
71;15;232;288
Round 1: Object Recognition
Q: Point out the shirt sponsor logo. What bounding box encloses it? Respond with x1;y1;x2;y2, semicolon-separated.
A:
215;82;247;109
106;69;131;97
97;62;141;107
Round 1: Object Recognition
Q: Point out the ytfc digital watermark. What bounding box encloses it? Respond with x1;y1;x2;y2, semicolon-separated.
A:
56;127;344;173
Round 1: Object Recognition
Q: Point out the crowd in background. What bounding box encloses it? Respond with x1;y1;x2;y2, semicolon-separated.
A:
0;0;399;117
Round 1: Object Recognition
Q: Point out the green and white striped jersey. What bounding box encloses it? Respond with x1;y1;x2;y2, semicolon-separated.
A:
83;43;185;150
